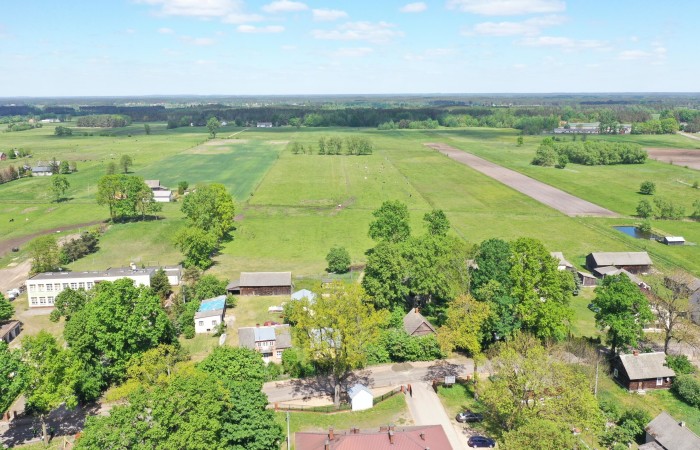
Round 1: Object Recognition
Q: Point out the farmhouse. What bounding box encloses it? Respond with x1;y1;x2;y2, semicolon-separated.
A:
347;384;373;411
0;321;21;344
26;265;181;308
194;296;225;334
612;351;675;391
145;179;173;202
31;166;53;176
403;308;436;336
238;324;291;363
661;236;685;246
295;425;452;450
643;411;700;450
586;252;653;274
226;272;292;296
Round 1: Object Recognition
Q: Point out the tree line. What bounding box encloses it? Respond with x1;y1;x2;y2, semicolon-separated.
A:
532;138;647;167
290;136;373;155
76;114;132;128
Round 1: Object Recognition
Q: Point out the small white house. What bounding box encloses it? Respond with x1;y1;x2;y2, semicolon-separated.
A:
153;190;173;203
347;384;374;411
194;296;226;334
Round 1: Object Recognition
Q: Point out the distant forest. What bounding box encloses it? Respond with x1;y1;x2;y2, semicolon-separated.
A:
2;93;700;134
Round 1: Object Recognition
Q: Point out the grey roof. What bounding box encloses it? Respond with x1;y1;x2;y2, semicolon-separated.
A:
29;266;155;281
594;267;644;285
618;352;676;380
240;272;292;287
589;252;653;267
291;289;316;301
550;252;573;268
194;308;224;319
663;236;685;243
254;326;276;341
646;411;700;450
638;442;665;450
347;383;373;399
238;328;256;350
145;179;160;188
276;325;292;349
577;270;597;279
32;166;52;172
403;309;436;335
238;324;291;350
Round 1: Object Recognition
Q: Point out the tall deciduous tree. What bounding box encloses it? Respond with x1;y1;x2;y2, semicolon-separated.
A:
368;200;411;243
0;342;26;415
207;117;221;138
174;228;218;269
509;238;574;342
96;175;157;222
49;288;90;322
119;154;133;173
362;242;409;309
51;175;70;202
438;294;490;356
181;183;236;240
287;283;388;406
27;235;60;274
22;332;79;445
326;247;351;273
0;293;14;322
423;209;450;236
592;274;654;354
193;275;228;301
150;268;172;301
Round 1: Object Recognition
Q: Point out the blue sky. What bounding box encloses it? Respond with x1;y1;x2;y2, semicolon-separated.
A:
0;0;697;96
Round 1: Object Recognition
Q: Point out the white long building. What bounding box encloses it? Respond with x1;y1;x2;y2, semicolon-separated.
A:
26;265;181;308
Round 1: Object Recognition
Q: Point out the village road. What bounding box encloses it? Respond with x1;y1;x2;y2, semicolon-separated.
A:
406;381;472;449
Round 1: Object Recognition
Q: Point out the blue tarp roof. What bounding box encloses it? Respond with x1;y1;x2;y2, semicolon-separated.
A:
198;295;226;312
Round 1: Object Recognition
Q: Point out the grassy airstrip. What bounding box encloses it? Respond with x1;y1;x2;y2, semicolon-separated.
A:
1;123;699;279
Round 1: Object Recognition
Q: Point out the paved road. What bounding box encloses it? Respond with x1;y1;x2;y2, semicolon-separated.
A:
406;381;471;449
264;357;473;403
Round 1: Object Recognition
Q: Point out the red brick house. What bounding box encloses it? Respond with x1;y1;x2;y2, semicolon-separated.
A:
612;351;675;391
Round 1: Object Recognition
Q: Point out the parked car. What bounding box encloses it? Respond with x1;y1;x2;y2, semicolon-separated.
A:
587;303;600;313
468;435;496;448
456;410;484;423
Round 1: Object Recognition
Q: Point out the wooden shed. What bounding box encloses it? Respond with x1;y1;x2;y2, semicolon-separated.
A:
612;351;675;391
227;272;292;296
586;252;653;274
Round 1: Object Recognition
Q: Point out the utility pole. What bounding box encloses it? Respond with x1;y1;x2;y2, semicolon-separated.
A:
286;411;290;450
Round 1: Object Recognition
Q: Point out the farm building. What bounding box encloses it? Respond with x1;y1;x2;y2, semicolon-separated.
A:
256;122;273;128
403;309;436;336
592;267;650;290
612;351;675;391
347;384;373;411
226;272;292;296
194;296;226;334
643;411;700;450
586;252;653;274
26;265;181;308
31;166;53;176
0;321;21;344
238;324;291;363
577;271;598;287
153;190;173;202
551;252;575;272
295;425;452;450
661;236;685;246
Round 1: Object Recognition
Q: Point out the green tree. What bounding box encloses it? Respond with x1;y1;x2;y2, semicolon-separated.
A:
207;117;221;138
22;331;79;445
636;199;653;218
368;200;411;243
126;344;188;385
639;180;656;195
362;242;409;309
51;174;70;202
516;135;524;147
54;125;72;136
150;268;172;301
502;418;576;450
59;160;71;174
49;288;90;322
96;174;157;222
194;274;228;301
27;235;60;274
63;278;175;385
177;180;188;195
119;154;133;173
287;283;388;406
592;274;654;354
437;294;490;356
325;247;351;273
143;123;151;135
0;342;26;416
181;183;236;240
509;238;574;341
174;228;218;269
198;346;267;386
0;293;14;322
423;209;450;236
106;161;116;175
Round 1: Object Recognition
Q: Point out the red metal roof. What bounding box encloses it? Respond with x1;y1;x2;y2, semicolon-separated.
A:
295;425;453;450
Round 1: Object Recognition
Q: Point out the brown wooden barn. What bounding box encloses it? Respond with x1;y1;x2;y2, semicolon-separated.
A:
227;272;292;296
612;351;675;391
586;252;653;274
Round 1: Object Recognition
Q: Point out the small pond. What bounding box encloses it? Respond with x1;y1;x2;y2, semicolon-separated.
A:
613;226;661;240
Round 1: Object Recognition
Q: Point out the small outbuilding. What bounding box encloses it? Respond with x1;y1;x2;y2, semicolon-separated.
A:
347;383;374;411
0;321;21;344
551;252;575;272
643;411;700;450
661;236;685;246
403;308;436;337
227;272;292;296
577;271;598;287
194;295;226;334
612;351;675;391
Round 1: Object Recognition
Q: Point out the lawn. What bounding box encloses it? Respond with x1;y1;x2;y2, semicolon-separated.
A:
275;393;411;450
570;288;600;338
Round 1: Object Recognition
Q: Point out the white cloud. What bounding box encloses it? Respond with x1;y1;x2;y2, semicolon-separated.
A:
400;2;427;13
332;47;374;57
470;15;565;36
237;25;285;33
404;48;457;61
447;0;565;16
618;43;667;64
180;36;217;45
262;0;308;13
312;22;404;44
158;27;175;34
136;0;240;18
223;13;264;24
312;9;348;21
519;36;608;50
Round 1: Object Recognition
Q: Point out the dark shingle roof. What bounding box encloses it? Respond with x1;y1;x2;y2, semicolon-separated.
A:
646;411;700;450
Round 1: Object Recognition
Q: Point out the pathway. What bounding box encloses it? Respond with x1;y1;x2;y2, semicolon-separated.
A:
405;382;470;449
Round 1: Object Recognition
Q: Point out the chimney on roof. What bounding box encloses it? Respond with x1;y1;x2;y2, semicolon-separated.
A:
633;350;639;356
329;427;334;440
388;430;394;444
420;432;426;441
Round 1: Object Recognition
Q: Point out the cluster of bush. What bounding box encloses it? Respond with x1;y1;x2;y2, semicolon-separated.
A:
378;119;439;130
532;138;646;167
631;118;679;134
636;197;689;220
76;114;132;128
290;136;373;156
5;122;42;132
0;166;19;184
59;232;100;265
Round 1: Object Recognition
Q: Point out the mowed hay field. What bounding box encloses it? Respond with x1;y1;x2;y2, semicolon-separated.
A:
1;124;700;280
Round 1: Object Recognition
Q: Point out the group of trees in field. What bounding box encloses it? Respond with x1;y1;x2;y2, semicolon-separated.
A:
174;183;235;269
636;197;688;220
631;118;679;134
290;136;374;155
5;122;42;132
532;138;647;167
377;118;440;130
58;231;100;265
96;174;162;222
76;114;131;128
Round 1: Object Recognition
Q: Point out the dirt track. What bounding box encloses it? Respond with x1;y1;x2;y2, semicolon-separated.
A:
425;143;619;218
646;148;700;170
